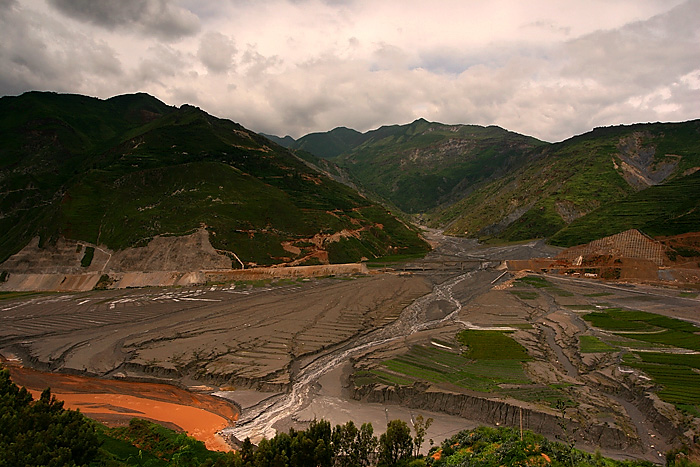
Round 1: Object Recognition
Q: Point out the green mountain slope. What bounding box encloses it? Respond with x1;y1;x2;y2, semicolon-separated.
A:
549;170;700;247
291;126;366;159
0;92;429;265
432;121;700;243
325;119;547;213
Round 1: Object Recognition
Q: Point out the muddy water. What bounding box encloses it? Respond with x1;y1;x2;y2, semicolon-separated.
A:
5;363;238;451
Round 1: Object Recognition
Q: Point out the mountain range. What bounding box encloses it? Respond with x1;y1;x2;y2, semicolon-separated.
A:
274;118;700;246
1;91;699;274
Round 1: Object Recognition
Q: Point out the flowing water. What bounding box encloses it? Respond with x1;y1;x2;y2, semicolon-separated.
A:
225;269;480;441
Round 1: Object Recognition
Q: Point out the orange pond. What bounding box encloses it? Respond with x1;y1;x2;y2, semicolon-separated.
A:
4;363;239;452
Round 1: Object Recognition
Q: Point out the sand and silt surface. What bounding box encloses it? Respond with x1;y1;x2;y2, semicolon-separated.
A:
1;233;698;460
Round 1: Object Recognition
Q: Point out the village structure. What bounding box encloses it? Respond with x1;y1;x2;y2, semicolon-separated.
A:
508;229;700;285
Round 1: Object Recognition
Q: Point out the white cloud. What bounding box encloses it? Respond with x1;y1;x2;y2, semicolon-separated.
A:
197;32;237;74
1;0;698;142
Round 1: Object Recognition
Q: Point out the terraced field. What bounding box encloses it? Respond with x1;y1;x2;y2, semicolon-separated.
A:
582;307;700;413
376;337;531;392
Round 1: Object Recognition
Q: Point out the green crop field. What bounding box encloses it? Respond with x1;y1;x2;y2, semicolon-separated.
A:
583;308;697;332
456;330;532;361
579;335;616;353
355;331;535;393
514;276;552;288
586;308;700;411
511;275;574;297
380;346;530;392
623;356;700;407
510;290;538;300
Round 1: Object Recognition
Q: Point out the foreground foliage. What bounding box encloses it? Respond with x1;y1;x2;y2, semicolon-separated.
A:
426;426;654;467
0;369;100;467
3;369;696;466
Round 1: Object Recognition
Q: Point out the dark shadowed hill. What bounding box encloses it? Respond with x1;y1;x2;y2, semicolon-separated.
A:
0;92;429;267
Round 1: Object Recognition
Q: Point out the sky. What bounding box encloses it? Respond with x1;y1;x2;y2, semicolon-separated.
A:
1;0;699;142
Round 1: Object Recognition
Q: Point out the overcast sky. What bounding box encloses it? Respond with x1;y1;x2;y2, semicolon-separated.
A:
1;0;699;141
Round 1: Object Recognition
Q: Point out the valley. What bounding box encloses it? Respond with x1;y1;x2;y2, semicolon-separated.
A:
2;232;698;463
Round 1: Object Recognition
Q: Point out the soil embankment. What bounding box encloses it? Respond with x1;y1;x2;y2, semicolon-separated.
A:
352;384;633;451
0;228;371;292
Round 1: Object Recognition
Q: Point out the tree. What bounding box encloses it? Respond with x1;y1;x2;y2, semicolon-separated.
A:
412;415;433;457
378;419;413;466
333;420;378;467
240;437;256;466
333;420;359;467
0;370;100;467
357;422;379;467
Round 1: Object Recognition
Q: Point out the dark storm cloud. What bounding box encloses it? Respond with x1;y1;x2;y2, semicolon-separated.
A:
0;2;123;97
48;0;200;40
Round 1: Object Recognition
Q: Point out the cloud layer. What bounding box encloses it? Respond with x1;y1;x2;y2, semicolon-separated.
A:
1;0;699;141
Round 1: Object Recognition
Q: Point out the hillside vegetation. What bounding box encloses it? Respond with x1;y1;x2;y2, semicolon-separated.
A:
282;119;700;245
0;92;429;266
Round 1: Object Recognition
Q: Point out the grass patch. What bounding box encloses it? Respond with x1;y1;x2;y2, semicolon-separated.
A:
584;292;613;297
363;331;534;393
564;304;597;310
680;291;698;298
584;308;700;351
353;369;414;387
510;290;538;300
626;360;700;406
550;287;575;297
511;275;574;297
457;330;532;361
514;276;552;288
80;246;95;267
382;352;529;392
579;335;616;353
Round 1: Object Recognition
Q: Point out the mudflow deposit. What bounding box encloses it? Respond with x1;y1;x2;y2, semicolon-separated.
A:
1;231;699;462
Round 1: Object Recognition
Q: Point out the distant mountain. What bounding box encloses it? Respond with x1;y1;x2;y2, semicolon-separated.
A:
0;92;429;267
291;127;366;159
290;119;700;246
259;133;295;147
286;119;546;213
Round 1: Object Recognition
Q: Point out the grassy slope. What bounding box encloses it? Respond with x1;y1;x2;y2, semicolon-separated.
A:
434;120;700;243
0;92;429;265
272;118;700;245
549;170;700;247
292;126;365;159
